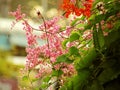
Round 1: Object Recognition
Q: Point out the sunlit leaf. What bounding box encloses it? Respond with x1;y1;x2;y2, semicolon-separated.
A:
71;16;85;26
62;39;69;49
52;70;63;77
69;33;80;42
43;76;51;82
40;83;48;89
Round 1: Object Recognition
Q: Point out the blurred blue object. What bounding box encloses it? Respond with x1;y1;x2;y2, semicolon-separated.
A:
0;34;11;51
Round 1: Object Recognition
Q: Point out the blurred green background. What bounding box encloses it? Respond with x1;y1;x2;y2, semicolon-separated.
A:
0;0;59;90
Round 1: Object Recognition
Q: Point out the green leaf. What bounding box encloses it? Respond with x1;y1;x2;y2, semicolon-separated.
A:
105;29;120;47
69;33;80;42
59;85;67;90
75;48;97;70
76;23;85;28
98;68;119;85
22;76;29;81
71;18;80;26
93;25;100;50
114;20;120;31
60;70;90;90
43;76;51;82
69;46;80;57
71;16;85;26
32;78;39;82
62;39;69;49
56;55;73;64
60;27;66;31
85;23;92;30
98;23;105;49
40;83;48;89
52;70;63;77
94;15;105;24
103;0;114;3
98;59;120;85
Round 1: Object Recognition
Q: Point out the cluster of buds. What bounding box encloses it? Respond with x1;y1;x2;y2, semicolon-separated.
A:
96;2;106;14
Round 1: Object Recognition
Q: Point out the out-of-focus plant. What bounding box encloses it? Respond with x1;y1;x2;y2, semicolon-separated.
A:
0;50;22;78
10;0;120;90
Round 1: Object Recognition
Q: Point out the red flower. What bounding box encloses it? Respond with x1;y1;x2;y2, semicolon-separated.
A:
83;9;91;17
75;8;84;16
61;0;93;18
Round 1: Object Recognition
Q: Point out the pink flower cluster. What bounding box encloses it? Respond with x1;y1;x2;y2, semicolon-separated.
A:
9;5;25;21
10;5;76;78
22;20;37;46
9;5;26;29
62;63;75;76
38;17;72;63
26;47;41;69
82;30;92;40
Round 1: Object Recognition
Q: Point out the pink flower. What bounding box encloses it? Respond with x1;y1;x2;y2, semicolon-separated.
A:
10;7;76;78
9;5;25;21
25;47;41;69
82;30;92;40
70;0;76;3
22;20;37;46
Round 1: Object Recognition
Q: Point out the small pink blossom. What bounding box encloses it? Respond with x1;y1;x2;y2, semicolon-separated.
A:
26;47;41;69
82;30;92;40
22;20;37;46
70;0;76;3
9;5;25;21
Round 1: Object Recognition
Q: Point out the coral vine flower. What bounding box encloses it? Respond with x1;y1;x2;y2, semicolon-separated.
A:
9;5;25;21
10;5;76;78
61;0;93;18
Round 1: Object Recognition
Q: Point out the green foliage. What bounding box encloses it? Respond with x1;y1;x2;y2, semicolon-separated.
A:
52;70;63;77
75;48;97;71
60;70;90;90
55;54;73;64
69;32;80;42
68;46;80;57
22;75;29;81
93;23;105;51
93;26;100;50
60;0;120;90
97;23;105;49
43;76;51;83
62;39;69;49
40;83;49;89
71;16;85;26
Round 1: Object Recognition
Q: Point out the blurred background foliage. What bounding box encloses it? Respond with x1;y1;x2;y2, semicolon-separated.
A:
0;0;59;19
